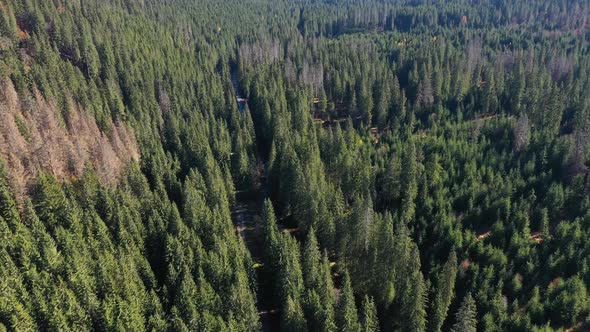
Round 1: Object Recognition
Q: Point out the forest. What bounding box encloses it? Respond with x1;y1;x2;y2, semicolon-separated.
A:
0;0;590;331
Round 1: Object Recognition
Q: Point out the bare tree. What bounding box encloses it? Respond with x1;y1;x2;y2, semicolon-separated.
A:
284;58;297;83
238;35;281;67
158;85;171;113
466;36;482;75
549;54;574;82
569;127;589;177
513;114;530;152
301;61;324;93
471;118;483;142
0;79;139;198
416;73;434;106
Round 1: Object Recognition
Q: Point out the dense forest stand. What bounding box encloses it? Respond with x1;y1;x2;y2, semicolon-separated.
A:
229;64;280;331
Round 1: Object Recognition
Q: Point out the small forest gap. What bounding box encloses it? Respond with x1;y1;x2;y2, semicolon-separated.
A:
229;63;280;331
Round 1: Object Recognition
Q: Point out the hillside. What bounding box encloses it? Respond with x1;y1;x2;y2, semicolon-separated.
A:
0;78;138;199
1;0;590;331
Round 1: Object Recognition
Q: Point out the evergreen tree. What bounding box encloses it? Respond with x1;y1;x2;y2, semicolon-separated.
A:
403;247;427;332
303;228;322;290
430;250;458;332
337;272;361;332
360;296;379;332
0;162;19;227
400;139;417;225
282;296;308;332
451;293;477;332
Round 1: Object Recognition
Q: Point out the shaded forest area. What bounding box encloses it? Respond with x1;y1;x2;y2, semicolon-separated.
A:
1;0;590;331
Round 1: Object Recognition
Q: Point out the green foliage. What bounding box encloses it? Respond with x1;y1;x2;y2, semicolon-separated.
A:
282;296;308;332
451;293;478;332
547;276;589;326
360;296;379;332
1;0;590;330
0;161;19;227
429;250;458;332
337;273;361;332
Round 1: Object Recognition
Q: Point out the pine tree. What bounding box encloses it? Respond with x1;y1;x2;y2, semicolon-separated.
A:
404;247;427;332
373;78;390;128
319;251;338;331
372;213;396;307
278;234;304;305
33;173;69;232
451;293;477;332
303;228;322;290
304;290;336;332
337;272;361;332
261;199;280;266
282;296;308;332
0;162;19;227
0;2;18;41
540;208;552;242
360;296;379;332
527;287;545;324
430;250;458;332
400;139;417;225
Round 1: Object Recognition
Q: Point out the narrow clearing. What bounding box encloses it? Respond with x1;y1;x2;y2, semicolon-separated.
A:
229;64;280;331
231;196;280;331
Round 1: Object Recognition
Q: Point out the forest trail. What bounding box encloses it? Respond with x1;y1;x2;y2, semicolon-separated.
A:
469;113;515;123
231;198;280;331
231;64;248;113
229;65;280;331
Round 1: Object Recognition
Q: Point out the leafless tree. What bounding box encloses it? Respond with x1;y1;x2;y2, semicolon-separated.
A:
569;127;589;178
301;61;324;93
284;58;297;83
466;36;482;75
158;85;171;113
495;50;516;72
513;114;531;152
471;118;483;142
0;79;140;198
549;54;574;82
416;73;434;106
239;35;281;67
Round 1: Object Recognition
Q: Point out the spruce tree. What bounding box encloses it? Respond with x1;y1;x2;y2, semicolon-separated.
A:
404;247;427;332
400;139;417;225
360;296;379;332
451;293;477;332
303;227;322;290
337;272;361;332
430;250;458;332
0;162;19;227
282;296;308;332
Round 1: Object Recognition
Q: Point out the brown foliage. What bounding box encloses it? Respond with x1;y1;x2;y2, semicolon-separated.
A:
460;259;471;270
16;27;27;41
0;79;139;199
549;277;562;288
